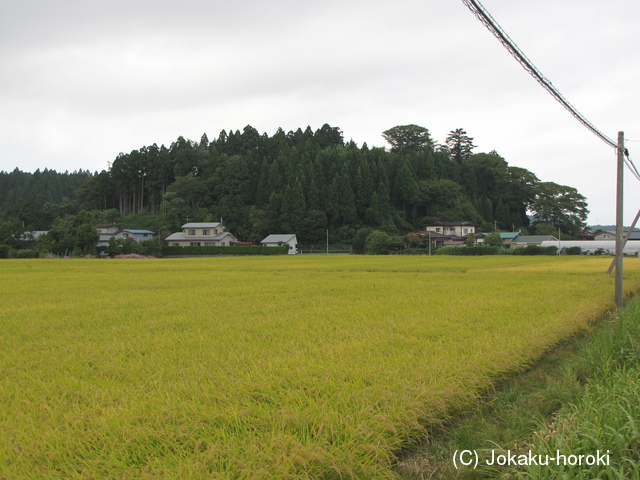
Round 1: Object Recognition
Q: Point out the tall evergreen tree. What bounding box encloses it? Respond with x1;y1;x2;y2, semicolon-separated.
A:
445;128;475;164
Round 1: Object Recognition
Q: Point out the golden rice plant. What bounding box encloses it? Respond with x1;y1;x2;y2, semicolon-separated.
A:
1;256;639;478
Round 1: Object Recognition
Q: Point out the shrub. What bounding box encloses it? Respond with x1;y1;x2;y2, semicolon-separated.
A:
364;230;393;255
15;249;40;259
161;245;288;256
397;248;430;255
435;245;500;256
565;246;582;255
509;245;558;256
0;244;10;258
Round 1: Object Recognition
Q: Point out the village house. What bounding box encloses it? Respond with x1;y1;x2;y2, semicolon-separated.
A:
261;234;298;254
165;222;237;247
423;221;477;237
420;221;477;248
115;229;156;244
96;224;120;248
594;229;640;241
479;231;522;247
510;235;558;248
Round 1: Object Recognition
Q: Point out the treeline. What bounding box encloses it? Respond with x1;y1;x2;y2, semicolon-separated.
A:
0;168;92;229
1;124;589;245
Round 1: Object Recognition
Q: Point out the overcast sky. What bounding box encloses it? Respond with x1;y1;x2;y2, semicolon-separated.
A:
1;0;639;226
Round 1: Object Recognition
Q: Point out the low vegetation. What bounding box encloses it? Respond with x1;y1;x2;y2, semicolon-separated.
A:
1;256;639;478
398;294;640;479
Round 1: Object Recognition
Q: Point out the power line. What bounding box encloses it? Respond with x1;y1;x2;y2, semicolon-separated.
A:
460;0;627;154
625;150;640;182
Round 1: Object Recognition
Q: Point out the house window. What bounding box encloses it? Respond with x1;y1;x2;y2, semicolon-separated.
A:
190;242;201;246
204;242;215;246
463;228;469;234
436;228;441;233
221;242;225;246
203;229;210;235
188;229;196;236
171;243;179;246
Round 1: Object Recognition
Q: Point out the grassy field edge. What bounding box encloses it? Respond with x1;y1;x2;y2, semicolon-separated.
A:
396;295;640;479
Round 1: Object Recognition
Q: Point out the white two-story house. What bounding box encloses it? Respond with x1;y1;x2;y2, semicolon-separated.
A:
423;221;477;237
165;223;238;247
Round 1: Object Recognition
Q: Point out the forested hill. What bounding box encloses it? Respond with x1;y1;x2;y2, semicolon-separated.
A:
0;124;588;243
0;168;92;230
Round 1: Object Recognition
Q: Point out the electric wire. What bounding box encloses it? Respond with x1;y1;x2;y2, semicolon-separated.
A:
461;0;640;181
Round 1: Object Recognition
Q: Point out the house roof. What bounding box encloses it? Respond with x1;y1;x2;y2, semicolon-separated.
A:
419;231;463;239
424;221;477;227
182;222;221;229
261;234;297;244
512;235;558;243
120;229;155;234
96;224;119;228
481;232;521;239
166;231;235;241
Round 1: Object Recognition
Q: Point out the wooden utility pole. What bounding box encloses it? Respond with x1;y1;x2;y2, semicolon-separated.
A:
608;207;640;275
615;131;624;308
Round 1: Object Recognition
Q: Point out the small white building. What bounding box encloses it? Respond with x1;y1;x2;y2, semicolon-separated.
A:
165;223;238;247
261;234;298;255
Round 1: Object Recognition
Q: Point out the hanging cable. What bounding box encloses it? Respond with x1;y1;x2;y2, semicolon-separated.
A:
461;0;620;150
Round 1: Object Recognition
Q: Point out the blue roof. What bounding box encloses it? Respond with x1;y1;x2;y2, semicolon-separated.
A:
122;229;155;234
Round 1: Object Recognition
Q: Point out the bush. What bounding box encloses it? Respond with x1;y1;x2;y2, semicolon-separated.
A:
365;230;393;255
435;245;500;256
139;237;164;257
15;249;40;259
0;244;10;258
397;248;431;255
509;245;558;256
162;245;288;256
565;246;582;255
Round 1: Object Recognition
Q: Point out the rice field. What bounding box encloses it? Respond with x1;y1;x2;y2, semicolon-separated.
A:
1;255;640;479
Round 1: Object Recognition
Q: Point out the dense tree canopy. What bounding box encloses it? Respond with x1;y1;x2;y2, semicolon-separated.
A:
0;123;591;247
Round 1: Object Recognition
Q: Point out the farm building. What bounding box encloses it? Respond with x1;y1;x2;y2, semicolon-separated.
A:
166;223;238;247
261;234;298;254
541;240;640;255
478;231;521;247
511;235;558;247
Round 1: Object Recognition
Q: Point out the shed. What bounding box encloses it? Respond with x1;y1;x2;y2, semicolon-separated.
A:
511;235;558;247
261;234;298;255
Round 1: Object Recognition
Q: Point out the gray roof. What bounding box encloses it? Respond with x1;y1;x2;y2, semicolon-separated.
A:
261;234;297;244
121;229;155;234
424;221;477;227
182;222;221;229
481;232;521;240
